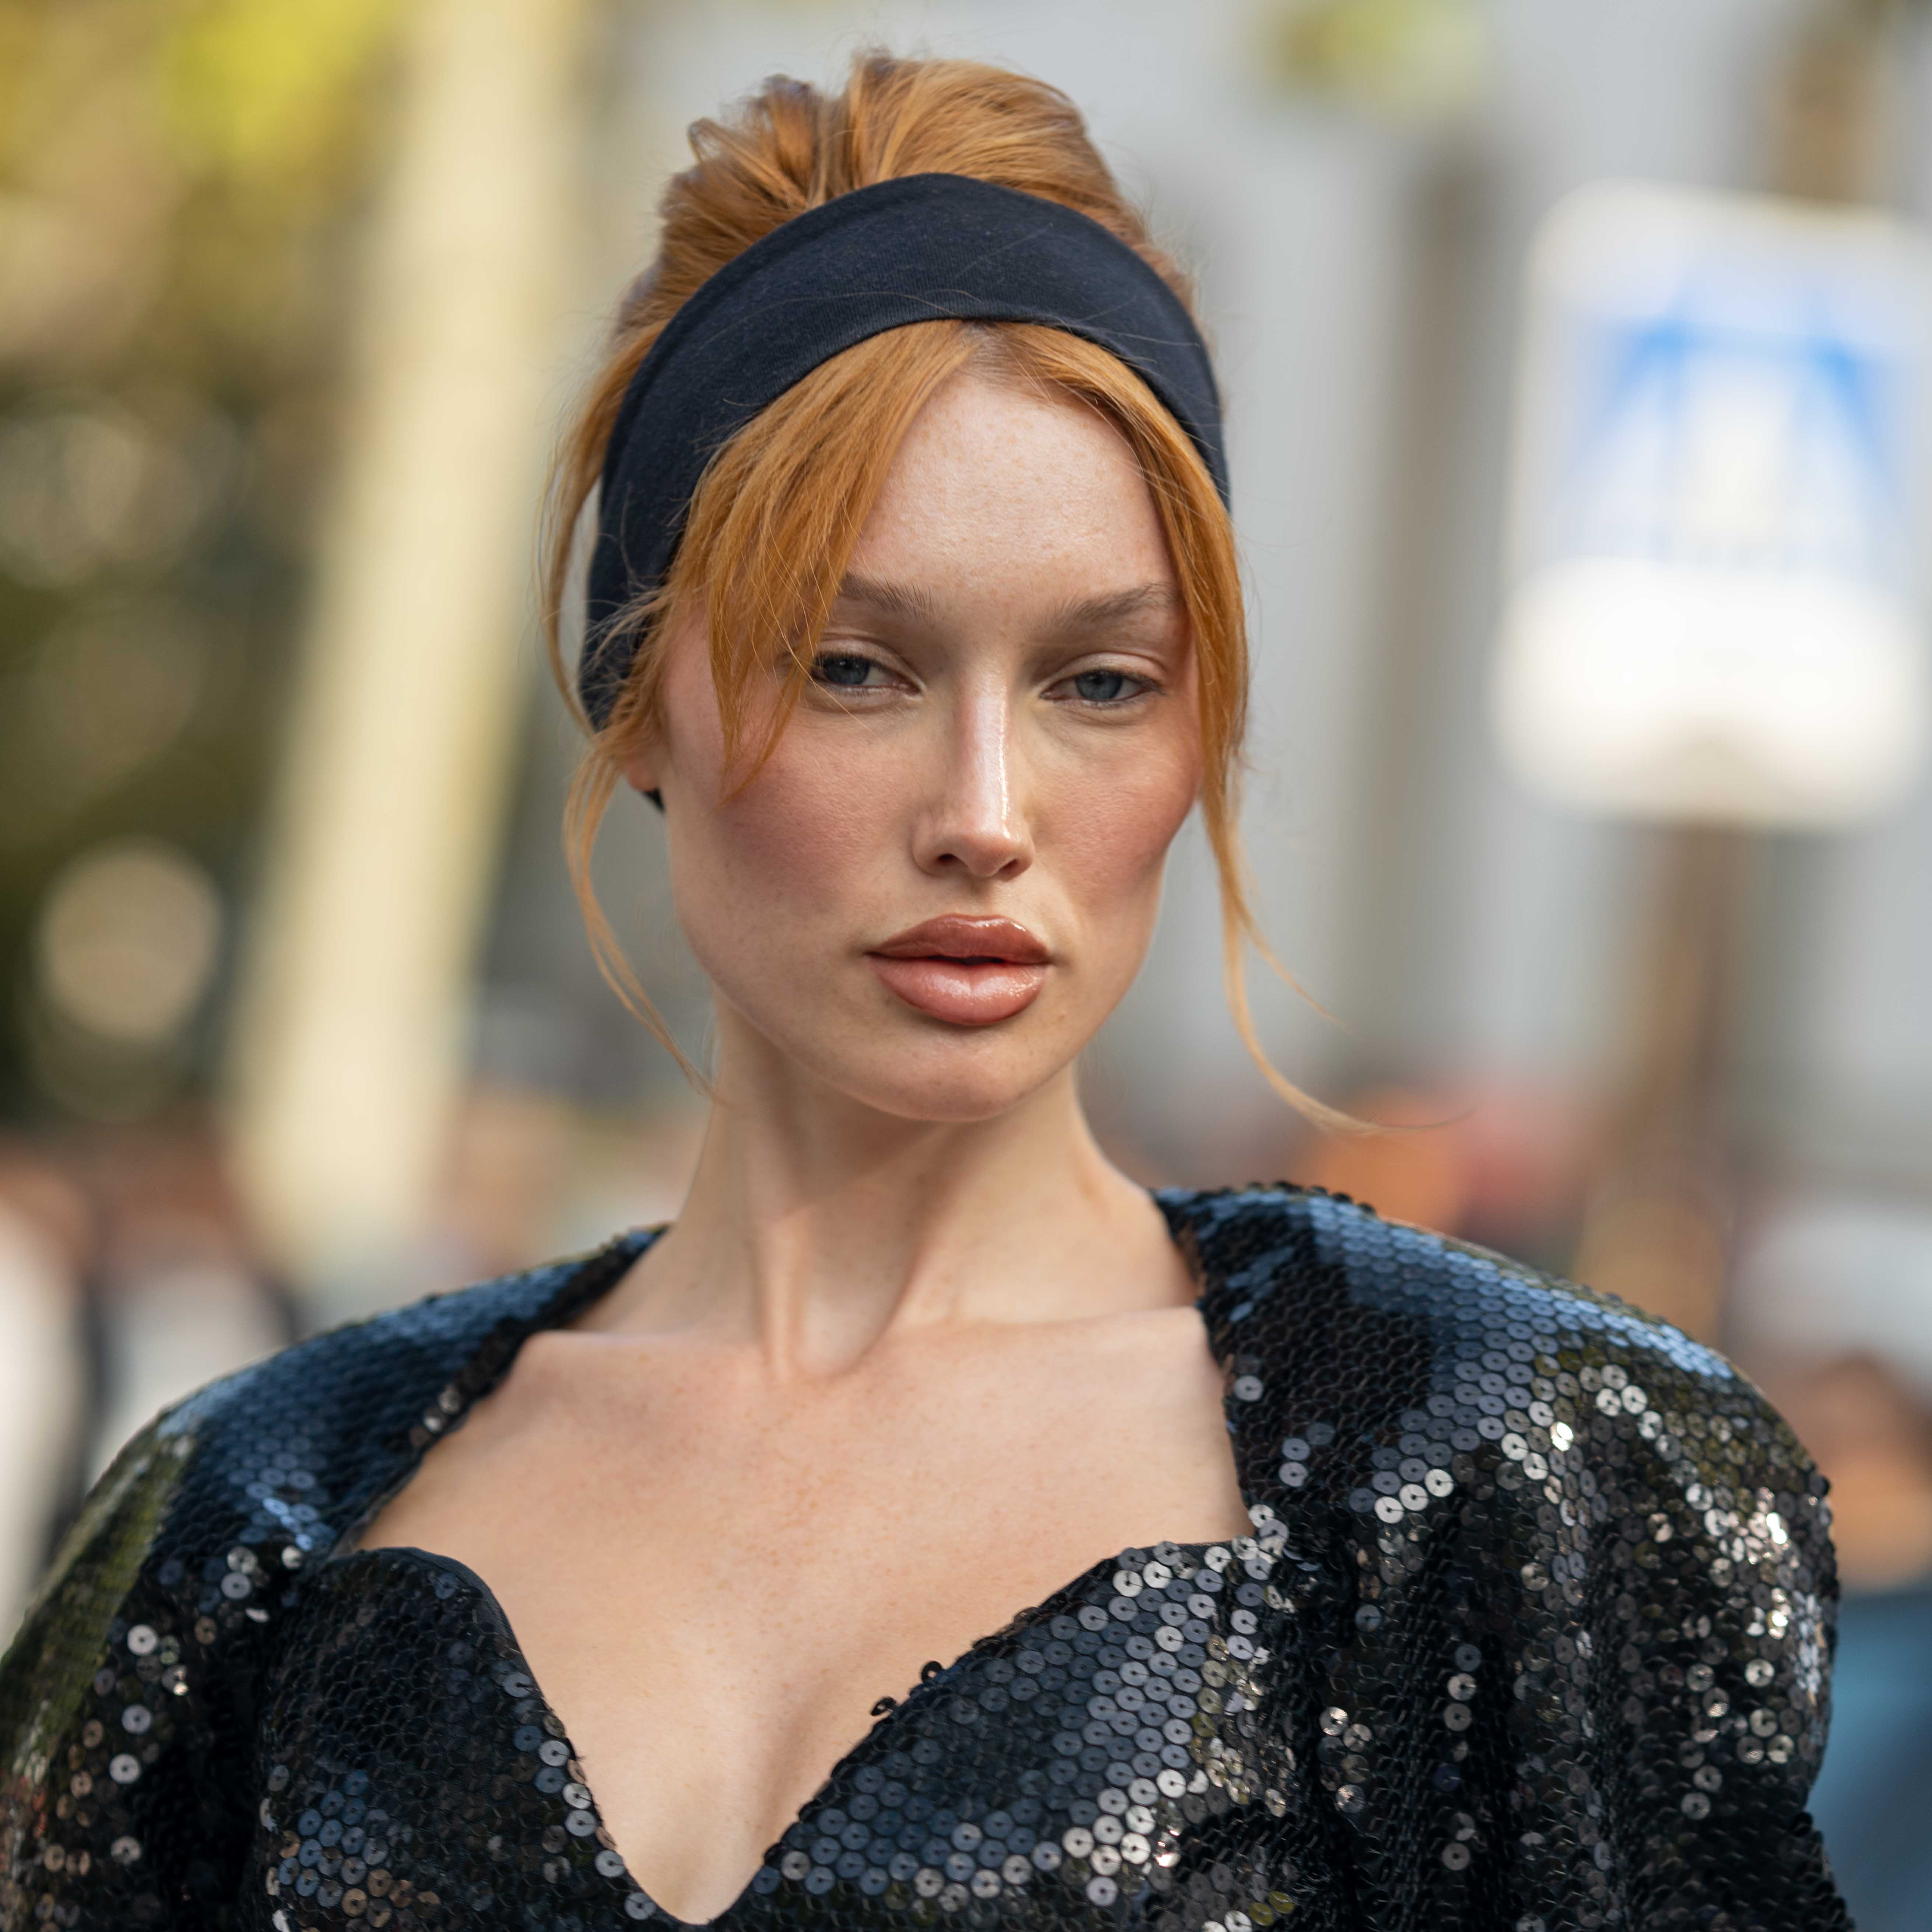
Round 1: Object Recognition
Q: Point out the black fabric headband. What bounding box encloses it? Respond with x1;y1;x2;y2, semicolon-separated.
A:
579;171;1227;726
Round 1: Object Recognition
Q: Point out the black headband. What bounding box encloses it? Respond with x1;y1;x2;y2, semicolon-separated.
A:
579;171;1227;726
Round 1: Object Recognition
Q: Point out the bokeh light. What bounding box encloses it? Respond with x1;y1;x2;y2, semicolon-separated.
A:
33;839;221;1045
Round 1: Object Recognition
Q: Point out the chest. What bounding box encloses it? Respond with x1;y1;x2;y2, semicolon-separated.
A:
372;1317;1243;1682
350;1314;1253;1920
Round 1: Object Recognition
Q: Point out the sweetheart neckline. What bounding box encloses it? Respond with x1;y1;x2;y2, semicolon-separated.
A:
352;1534;1250;1927
323;1220;1260;1926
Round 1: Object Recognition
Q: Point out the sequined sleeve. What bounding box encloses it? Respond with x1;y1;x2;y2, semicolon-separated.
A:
1169;1185;1853;1931
0;1242;639;1932
0;1416;252;1930
1321;1224;1850;1929
1574;1350;1846;1928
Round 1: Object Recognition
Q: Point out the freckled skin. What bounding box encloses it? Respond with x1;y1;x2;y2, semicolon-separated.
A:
649;374;1203;1121
362;373;1250;1923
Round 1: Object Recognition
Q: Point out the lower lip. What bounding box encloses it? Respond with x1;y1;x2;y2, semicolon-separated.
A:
867;956;1048;1026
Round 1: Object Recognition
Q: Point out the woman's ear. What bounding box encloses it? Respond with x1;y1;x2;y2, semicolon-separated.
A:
619;732;663;804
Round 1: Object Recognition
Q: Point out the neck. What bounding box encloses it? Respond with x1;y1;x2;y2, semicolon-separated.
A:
589;1015;1190;1374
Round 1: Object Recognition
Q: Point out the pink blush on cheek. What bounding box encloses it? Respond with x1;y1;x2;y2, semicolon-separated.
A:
705;703;893;877
1050;770;1196;897
668;726;900;977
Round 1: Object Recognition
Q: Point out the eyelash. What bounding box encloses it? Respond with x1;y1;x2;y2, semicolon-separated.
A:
809;652;897;693
807;652;1157;707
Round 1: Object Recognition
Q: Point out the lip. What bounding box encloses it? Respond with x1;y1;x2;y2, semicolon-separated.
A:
866;916;1050;1027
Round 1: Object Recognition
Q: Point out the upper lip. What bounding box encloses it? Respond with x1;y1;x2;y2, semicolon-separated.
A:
870;916;1049;964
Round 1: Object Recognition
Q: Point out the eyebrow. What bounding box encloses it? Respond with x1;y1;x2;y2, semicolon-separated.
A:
832;574;1182;636
832;574;946;625
1042;582;1183;636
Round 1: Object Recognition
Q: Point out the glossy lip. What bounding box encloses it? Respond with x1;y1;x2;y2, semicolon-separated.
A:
866;916;1051;1027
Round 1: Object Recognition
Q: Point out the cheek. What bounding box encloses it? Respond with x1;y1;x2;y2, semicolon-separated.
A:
1050;739;1199;955
665;711;904;964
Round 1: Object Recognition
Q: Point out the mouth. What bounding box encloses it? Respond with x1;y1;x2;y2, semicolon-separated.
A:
866;916;1051;1027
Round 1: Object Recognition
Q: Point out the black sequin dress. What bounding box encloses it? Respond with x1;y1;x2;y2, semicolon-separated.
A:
0;1186;1850;1931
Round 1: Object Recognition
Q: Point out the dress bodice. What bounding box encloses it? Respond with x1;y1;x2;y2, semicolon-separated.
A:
0;1186;1851;1930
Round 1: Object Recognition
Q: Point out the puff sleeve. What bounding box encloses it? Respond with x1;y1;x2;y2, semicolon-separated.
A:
1173;1186;1857;1931
1578;1360;1847;1928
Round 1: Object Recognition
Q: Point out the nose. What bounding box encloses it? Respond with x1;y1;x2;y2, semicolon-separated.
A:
911;684;1033;881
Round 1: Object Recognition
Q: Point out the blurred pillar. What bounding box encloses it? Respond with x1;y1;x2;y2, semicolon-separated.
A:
1572;830;1753;1339
1338;143;1490;1071
1570;0;1901;1341
227;0;590;1310
1771;0;1900;206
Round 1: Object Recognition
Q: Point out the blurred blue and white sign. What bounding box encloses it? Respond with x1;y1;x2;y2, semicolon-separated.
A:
1493;183;1932;828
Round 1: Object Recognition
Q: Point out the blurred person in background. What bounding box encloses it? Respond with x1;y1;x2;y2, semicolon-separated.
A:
1792;1354;1932;1924
0;1146;89;1634
0;53;1851;1932
1747;1338;1932;1922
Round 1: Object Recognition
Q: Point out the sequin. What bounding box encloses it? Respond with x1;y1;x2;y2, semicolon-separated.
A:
0;1187;1848;1928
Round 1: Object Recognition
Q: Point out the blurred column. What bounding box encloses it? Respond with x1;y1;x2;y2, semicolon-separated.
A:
1570;829;1754;1338
227;0;591;1312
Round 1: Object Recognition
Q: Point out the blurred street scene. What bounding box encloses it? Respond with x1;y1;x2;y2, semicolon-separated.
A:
2;0;1931;1919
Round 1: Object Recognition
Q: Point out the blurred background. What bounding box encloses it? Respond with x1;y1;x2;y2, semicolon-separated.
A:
1;0;1930;1917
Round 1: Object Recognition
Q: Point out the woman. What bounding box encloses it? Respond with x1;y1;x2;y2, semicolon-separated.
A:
0;55;1847;1932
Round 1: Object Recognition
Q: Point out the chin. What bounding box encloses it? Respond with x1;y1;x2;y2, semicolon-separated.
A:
808;1025;1068;1124
709;964;1090;1123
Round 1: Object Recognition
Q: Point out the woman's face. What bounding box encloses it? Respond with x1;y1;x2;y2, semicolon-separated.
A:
633;368;1200;1121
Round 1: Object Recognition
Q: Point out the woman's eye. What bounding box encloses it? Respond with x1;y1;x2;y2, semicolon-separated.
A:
1063;669;1146;705
812;652;885;689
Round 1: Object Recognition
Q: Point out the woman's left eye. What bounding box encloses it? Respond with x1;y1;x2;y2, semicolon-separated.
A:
1060;669;1148;705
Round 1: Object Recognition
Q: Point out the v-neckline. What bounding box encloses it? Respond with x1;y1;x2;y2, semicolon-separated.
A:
326;1205;1257;1928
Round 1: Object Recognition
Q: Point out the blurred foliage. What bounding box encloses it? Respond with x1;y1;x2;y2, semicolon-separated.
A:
0;0;407;1120
1255;0;1486;121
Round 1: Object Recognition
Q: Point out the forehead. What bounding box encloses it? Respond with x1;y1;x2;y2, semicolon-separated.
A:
845;369;1176;604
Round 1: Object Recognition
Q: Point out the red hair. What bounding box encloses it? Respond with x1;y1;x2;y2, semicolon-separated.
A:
543;53;1337;1122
